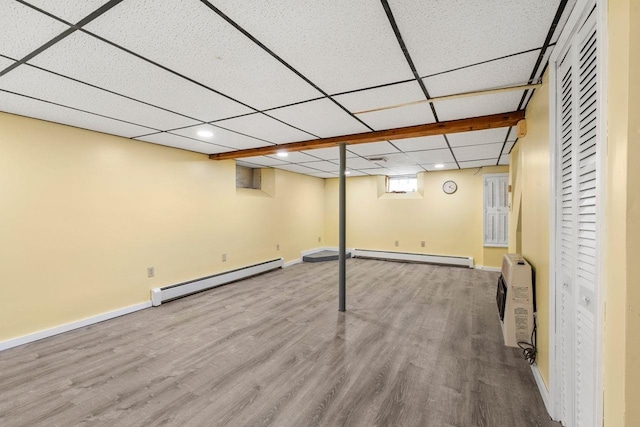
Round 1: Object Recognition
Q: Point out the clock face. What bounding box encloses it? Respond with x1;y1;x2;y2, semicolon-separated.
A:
443;180;457;194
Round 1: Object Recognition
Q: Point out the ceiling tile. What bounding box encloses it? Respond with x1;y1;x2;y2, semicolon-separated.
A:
136;132;231;155
459;159;499;169
85;0;322;110
0;65;198;130
361;168;393;176
432;91;523;122
391;135;448;152
212;0;413;94
336;157;378;170
300;147;357;160
266;151;319;163
551;0;578;45
29;31;252;122
266;98;369;138
24;0;110;24
424;50;540;96
237;156;288;167
0;90;155;137
387;165;426;175
504;140;517;154
172;124;269;150
235;160;262;168
447;128;511;148
346;142;399;157
334;81;435;131
406;149;455;164
0;2;69;60
499;154;510;165
215;113;315;144
376;152;419;167
389;0;559;76
422;162;458;172
345;171;368;177
298;161;339;172
453;142;504;162
273;163;322;175
0;57;15;71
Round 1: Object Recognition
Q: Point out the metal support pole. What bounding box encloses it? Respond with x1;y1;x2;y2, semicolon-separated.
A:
339;143;346;312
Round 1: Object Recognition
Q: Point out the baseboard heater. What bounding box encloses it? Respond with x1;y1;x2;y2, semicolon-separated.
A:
150;258;283;306
352;249;473;268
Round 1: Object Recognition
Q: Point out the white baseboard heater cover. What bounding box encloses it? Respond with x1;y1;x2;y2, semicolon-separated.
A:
352;249;473;268
151;258;283;306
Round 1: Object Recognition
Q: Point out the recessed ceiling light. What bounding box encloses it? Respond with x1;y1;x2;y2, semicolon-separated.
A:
345;171;351;175
277;152;289;158
197;130;214;138
434;164;445;169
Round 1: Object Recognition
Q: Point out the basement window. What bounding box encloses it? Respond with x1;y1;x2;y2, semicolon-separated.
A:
236;165;261;190
386;175;417;193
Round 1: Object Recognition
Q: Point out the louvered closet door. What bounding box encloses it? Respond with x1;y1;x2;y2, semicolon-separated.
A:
556;43;575;427
555;3;600;426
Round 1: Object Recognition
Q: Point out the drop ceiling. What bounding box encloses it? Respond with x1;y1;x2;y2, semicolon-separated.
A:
0;0;575;177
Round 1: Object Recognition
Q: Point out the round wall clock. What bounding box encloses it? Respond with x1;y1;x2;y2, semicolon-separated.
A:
443;180;457;194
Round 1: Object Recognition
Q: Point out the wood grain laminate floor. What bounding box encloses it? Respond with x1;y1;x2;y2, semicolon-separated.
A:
0;259;558;427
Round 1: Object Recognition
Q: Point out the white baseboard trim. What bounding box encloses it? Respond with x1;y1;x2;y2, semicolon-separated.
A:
0;301;152;352
284;258;302;268
353;249;473;268
531;363;553;418
475;265;502;272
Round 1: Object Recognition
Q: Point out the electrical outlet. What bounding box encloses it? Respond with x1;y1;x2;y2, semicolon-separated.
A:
421;241;425;248
222;253;227;262
318;237;321;242
147;267;154;278
395;240;399;247
276;244;280;251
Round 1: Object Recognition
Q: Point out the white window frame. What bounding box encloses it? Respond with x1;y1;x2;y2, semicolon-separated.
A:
483;173;509;247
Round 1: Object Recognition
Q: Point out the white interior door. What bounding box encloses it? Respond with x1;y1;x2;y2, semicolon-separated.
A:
553;2;602;426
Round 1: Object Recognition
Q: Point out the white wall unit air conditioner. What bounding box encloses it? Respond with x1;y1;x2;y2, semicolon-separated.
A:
496;253;534;347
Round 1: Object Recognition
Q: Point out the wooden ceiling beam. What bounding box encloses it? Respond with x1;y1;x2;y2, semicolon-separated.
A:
208;110;525;160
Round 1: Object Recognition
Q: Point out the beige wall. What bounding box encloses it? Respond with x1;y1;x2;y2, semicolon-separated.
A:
324;166;509;268
0;112;325;342
605;0;640;425
509;71;551;387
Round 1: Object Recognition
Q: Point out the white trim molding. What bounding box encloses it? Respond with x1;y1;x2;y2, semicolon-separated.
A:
353;249;473;268
474;265;502;273
0;301;152;352
531;363;556;420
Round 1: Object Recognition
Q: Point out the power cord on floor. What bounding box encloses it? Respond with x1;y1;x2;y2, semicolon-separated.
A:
518;319;537;365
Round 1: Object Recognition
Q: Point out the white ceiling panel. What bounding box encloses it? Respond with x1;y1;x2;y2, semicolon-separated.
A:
433;91;523;122
0;65;198;130
406;148;455;164
453;142;504;162
391;135;448;152
85;0;322;110
0;2;69;60
335;81;435;130
337;157;378;170
235;160;262;168
24;0;110;24
298;161;339;173
300;147;357;160
29;31;251;122
551;0;578;45
0;90;155;138
424;50;540;96
172;124;269;150
499;155;510;165
273;164;323;175
376;152;419;167
345;171;368;177
0;57;15;71
447;128;512;148
266;151;319;163
504;140;517;154
387;165;426;175
212;0;413;94
266;98;369;138
422;162;458;172
361;167;394;176
346;142;399;157
459;159;499;169
136;132;231;155
389;0;559;76
215;113;314;144
238;156;287;167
